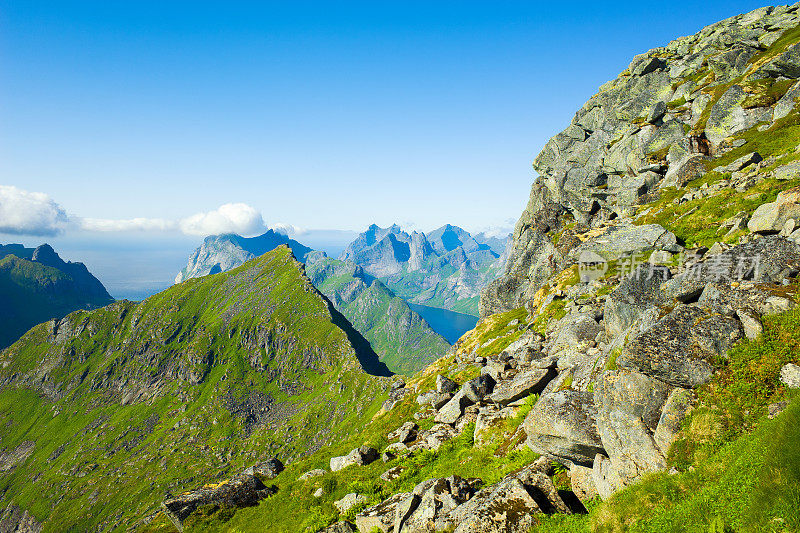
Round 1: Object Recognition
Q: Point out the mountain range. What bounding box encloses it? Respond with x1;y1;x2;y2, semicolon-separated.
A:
0;243;113;349
340;224;510;315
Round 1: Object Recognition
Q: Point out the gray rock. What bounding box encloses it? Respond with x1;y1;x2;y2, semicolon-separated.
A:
394;476;477;532
592;454;626;500
241;457;283;479
569;465;599;504
416;391;453;410
299;469;326;481
617;304;743;389
594;370;674;488
0;504;42;533
754;41;800;79
604;263;670;338
780;363;800;389
462;374;496;404
550;313;603;352
663;154;708;189
161;474;276;532
774;81;800;121
662;237;800;303
523;389;605;466
705;85;770;148
447;462;570;533
334;493;367;514
381;466;404;482
355;492;409;533
748;188;800;234
489;367;556;405
389;422;418;444
319;521;356;533
313;488;324;498
436;375;459;394
736;308;763;340
653;387;693;457
330;446;379;472
572;223;677;261
718;152;761;173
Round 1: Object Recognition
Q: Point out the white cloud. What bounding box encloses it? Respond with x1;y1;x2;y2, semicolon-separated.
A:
179;203;266;237
0;185;69;236
0;186;275;239
79;217;178;232
269;222;306;236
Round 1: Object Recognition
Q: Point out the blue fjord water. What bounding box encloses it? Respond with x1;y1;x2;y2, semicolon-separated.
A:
408;303;479;344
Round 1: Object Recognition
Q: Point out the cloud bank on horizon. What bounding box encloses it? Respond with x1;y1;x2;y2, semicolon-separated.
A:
0;185;284;238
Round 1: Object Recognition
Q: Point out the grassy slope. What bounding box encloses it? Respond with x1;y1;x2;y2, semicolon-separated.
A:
0;247;389;532
0;254;113;349
306;257;450;375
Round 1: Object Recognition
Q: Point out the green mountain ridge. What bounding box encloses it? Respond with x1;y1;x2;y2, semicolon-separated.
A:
175;234;450;375
0;246;391;531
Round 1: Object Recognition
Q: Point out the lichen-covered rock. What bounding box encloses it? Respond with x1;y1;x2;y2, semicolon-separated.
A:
318;521;356;533
594;370;677;489
355;492;409;533
489;367;556;405
334;493;367;514
617;304;743;389
242;457;284;479
388;422;418;444
748;187;800;234
299;469;326;481
569;465;598;504
571;223;677;261
330;446;379;472
161;474;276;532
604;264;670;338
780;363;800;388
445;461;570;533
523;389;604;466
661;237;800;303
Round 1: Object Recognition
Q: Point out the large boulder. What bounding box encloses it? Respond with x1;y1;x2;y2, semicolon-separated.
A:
748;188;800;234
604;264;670;338
489;367;556;405
523;389;605;466
661;237;800;303
705;85;771;148
330;446;379;472
242;457;284;479
780;363;800;389
617;304;743;389
393;476;477;533
571;223;677;261
594;370;689;490
435;376;495;424
446;461;571;533
161;474;276;532
355;492;409;533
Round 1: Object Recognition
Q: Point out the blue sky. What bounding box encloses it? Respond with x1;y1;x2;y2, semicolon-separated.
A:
1;0;771;238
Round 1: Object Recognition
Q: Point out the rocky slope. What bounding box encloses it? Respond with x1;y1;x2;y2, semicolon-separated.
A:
0;246;393;531
174;230;312;283
176;236;449;374
0;243;113;349
341;224;510;316
132;5;800;532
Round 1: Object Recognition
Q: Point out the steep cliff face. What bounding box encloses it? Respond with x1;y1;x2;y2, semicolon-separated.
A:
0;243;114;348
482;4;800;316
0;247;390;531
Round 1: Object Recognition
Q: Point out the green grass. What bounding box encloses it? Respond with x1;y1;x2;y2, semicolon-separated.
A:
0;247;391;532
